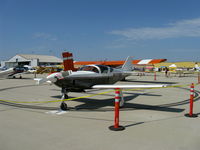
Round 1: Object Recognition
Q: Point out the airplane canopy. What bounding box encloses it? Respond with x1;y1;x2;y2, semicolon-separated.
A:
78;65;110;73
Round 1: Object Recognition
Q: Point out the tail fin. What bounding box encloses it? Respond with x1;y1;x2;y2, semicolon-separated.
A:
122;56;133;71
62;52;76;71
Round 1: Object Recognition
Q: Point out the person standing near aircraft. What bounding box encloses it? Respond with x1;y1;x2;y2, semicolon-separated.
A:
165;67;169;77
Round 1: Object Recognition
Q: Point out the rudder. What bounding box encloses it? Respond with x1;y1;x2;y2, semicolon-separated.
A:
62;52;76;71
122;56;133;71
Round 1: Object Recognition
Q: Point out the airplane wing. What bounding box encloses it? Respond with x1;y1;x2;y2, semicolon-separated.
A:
0;68;14;78
74;59;167;66
9;72;27;77
133;59;167;65
92;84;168;89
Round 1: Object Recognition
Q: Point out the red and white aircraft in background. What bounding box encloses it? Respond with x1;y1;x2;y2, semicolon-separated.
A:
74;57;167;68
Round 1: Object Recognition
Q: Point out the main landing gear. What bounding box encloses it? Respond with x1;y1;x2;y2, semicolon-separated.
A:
60;88;69;111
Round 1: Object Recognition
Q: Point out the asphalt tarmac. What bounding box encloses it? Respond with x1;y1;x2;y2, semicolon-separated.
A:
0;73;200;150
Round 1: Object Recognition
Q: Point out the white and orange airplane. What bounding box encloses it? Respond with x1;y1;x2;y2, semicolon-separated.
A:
74;58;167;68
35;52;167;110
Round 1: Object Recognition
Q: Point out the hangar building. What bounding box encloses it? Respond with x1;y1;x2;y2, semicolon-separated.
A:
1;54;62;68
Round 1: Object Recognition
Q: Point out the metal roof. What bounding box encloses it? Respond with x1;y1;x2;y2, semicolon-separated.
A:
18;54;62;63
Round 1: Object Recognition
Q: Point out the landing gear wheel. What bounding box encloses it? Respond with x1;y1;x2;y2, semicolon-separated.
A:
121;77;126;81
60;102;68;111
60;88;69;111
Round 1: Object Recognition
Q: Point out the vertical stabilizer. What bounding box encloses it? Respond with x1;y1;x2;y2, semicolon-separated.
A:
62;52;76;71
122;56;133;71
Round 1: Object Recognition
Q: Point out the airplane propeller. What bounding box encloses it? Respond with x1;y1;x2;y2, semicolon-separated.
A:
34;71;72;85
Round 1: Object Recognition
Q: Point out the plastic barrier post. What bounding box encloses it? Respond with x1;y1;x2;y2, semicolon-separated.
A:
109;88;125;131
185;83;198;118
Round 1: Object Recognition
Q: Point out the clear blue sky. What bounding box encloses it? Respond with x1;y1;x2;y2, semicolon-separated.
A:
1;0;200;62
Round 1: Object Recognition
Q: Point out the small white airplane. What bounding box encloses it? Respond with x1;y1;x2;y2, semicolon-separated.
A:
35;52;167;110
0;66;28;79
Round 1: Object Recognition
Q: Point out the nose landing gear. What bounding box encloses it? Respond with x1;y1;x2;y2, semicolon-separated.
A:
60;88;69;111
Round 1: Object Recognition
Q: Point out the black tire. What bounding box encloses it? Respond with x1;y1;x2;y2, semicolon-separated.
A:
60;102;68;111
64;94;69;99
121;77;126;81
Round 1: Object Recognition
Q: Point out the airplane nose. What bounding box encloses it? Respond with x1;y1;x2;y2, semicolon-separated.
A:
47;73;63;83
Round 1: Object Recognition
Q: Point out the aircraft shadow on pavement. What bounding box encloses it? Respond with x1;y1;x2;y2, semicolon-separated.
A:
50;93;183;113
65;93;184;113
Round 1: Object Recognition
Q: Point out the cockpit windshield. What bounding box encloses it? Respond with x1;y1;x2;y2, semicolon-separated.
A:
96;65;109;73
79;66;99;73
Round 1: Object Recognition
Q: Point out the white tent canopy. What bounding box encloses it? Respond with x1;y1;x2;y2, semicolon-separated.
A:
169;64;177;68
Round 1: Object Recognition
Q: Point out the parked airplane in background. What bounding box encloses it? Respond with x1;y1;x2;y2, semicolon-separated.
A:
35;52;167;110
0;66;29;78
